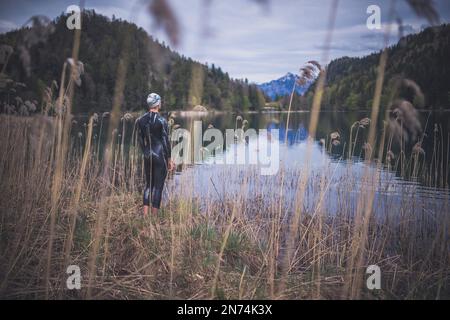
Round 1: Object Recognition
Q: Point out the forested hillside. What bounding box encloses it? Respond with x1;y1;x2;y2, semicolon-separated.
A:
0;10;266;113
304;24;450;110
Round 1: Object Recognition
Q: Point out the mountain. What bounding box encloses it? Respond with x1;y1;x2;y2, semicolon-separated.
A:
0;10;266;113
258;72;315;101
304;24;450;110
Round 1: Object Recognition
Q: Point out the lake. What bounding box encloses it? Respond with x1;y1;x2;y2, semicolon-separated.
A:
73;110;450;216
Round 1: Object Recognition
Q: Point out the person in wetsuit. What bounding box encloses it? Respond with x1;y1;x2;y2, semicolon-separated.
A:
136;93;174;216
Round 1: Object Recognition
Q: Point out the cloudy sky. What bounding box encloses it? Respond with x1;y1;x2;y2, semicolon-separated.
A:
1;0;450;83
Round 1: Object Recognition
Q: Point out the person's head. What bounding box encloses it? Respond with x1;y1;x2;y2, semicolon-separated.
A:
147;93;161;111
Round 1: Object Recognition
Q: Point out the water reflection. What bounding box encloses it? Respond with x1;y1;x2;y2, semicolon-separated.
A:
176;133;449;218
164;111;449;216
72;110;450;212
167;110;449;182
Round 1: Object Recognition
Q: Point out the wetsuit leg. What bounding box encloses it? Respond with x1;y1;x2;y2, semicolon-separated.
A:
143;157;151;206
150;155;167;209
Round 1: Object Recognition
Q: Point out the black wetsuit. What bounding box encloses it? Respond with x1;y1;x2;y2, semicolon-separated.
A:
136;111;171;209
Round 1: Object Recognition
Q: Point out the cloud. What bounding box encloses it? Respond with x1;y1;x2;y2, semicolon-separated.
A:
88;5;130;20
1;0;450;83
0;19;18;33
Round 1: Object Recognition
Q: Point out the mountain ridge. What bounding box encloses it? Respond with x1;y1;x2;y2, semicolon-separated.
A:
303;23;450;110
0;10;266;113
257;71;316;101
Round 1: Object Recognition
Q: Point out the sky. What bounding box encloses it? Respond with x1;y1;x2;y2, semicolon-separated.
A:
1;0;450;83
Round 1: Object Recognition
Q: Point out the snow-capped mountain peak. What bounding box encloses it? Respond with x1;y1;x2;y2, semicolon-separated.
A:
257;71;316;101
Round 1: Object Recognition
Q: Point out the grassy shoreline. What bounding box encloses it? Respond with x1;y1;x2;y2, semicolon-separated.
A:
0;115;448;299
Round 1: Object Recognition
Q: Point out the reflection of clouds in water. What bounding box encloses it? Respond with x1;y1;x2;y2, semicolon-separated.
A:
161;112;449;224
128;111;449;215
169;136;449;218
201;127;280;175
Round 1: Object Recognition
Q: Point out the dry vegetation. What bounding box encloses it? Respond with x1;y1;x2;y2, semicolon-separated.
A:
0;0;449;300
0;111;448;299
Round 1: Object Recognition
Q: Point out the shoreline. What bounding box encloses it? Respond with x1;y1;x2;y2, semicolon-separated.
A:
57;108;450;118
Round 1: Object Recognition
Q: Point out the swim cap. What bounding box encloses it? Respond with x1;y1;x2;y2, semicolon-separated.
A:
147;93;161;108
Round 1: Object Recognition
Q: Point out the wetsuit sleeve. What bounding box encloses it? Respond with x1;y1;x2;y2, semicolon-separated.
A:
162;118;171;160
135;118;146;154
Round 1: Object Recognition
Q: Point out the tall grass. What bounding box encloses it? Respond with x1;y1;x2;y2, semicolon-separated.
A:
0;0;449;301
0;111;448;299
277;0;339;298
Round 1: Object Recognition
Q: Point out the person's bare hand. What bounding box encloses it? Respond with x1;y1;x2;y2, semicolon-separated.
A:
168;159;175;171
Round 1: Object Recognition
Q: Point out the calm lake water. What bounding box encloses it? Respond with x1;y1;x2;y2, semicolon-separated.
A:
74;110;450;215
166;110;450;180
